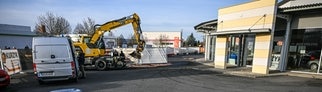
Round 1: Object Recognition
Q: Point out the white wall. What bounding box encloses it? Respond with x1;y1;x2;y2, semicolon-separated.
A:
142;32;182;48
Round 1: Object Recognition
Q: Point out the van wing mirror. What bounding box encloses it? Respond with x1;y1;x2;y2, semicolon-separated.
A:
32;50;37;53
51;55;56;59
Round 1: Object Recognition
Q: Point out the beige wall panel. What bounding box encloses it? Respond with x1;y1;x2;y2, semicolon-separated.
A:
253;49;270;58
219;6;275;21
215;56;225;62
215;61;226;69
215;43;226;48
252;65;269;74
215;36;228;69
215;49;226;55
218;14;274;31
255;33;271;42
217;24;273;32
252;33;271;74
254;42;271;50
217;0;277;34
253;58;269;66
216;36;227;42
219;0;276;15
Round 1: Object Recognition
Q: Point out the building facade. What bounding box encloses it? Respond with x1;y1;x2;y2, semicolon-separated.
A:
0;24;36;49
142;32;182;48
196;0;322;74
195;20;217;61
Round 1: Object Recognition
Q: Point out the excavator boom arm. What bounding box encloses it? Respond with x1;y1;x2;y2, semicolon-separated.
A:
90;14;138;44
87;13;145;58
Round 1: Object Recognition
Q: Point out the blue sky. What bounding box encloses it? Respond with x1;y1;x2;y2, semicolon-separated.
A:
0;0;251;41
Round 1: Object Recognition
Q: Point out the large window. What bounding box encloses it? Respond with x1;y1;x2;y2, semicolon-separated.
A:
226;34;255;67
270;30;285;70
227;35;242;66
287;28;322;73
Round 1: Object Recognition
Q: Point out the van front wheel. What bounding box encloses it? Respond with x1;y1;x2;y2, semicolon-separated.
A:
95;60;106;71
70;77;78;83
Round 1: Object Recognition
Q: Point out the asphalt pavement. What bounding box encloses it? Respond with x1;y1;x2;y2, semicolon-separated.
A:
1;54;322;92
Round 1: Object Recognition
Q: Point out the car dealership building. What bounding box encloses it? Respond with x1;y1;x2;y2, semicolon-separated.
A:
195;0;322;74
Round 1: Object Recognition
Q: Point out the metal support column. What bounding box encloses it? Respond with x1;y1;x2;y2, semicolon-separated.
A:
280;15;292;71
211;36;216;61
205;34;209;61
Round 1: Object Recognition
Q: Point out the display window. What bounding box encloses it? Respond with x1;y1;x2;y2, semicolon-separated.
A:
226;34;255;67
287;28;322;73
270;30;285;70
227;35;241;66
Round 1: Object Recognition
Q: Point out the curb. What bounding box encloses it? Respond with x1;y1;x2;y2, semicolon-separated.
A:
195;59;322;79
193;59;292;78
287;72;322;79
223;71;288;78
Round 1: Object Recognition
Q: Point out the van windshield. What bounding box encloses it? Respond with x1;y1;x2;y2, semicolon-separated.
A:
35;45;70;59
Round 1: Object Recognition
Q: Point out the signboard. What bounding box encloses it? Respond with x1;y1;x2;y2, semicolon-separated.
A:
0;49;22;75
174;37;180;48
270;54;280;70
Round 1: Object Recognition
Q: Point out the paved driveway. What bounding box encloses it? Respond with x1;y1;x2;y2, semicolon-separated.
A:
1;55;322;92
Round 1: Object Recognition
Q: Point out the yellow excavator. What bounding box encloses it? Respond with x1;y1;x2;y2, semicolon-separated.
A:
73;13;145;70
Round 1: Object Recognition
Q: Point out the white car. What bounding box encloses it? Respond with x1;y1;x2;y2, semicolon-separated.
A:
306;51;321;71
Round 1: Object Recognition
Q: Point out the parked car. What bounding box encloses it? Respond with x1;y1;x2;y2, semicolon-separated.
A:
0;69;10;87
305;51;322;71
32;37;82;84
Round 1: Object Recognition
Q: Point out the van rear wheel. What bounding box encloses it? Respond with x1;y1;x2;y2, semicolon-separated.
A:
95;60;106;71
71;78;78;82
38;80;45;85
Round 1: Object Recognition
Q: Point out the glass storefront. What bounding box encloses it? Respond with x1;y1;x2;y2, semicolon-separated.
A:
270;30;285;70
287;28;322;73
208;36;216;61
243;35;255;67
226;34;255;67
227;35;241;66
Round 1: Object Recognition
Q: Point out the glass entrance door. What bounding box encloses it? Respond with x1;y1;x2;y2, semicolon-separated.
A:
242;35;255;67
227;35;242;66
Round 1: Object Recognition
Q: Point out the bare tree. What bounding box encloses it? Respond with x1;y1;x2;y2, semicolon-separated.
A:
73;17;95;35
127;34;136;48
35;12;71;36
117;35;125;47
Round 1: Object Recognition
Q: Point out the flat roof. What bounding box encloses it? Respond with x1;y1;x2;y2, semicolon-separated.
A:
194;19;217;33
0;24;36;36
279;0;322;12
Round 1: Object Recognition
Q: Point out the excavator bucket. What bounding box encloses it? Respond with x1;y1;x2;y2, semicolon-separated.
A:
129;51;141;59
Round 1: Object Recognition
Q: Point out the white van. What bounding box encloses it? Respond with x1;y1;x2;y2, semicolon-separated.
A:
32;37;81;84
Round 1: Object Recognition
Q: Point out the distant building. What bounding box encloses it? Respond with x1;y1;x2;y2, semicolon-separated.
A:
0;24;36;49
142;31;182;48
